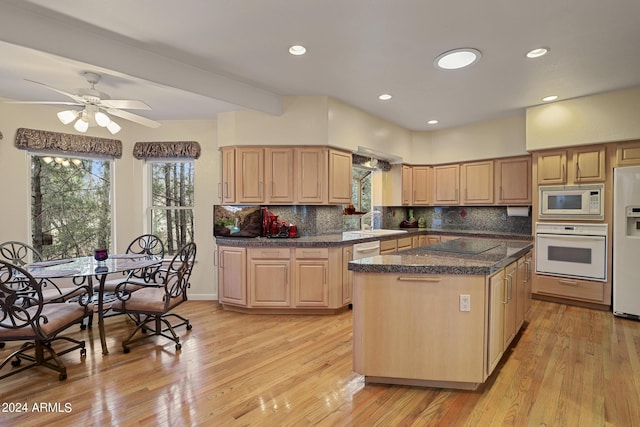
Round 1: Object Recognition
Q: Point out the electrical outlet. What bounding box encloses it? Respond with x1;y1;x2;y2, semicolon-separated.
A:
459;294;471;312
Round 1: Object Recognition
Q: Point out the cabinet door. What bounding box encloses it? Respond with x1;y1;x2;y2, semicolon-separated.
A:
461;161;493;204
218;246;247;306
380;239;397;254
616;140;640;166
503;261;517;349
516;256;527;330
294;260;329;307
401;165;413;205
572;145;606;183
487;269;505;375
236;147;265;203
433;164;460;205
425;235;441;245
495;156;531;204
296;147;326;204
523;252;533;319
220;147;236;203
328;149;352;204
536;150;567;185
412;166;432;205
265;147;294;203
396;236;413;252
342;246;353;305
249;259;291;307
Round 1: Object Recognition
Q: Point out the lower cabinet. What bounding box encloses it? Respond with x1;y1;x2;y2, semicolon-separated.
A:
249;248;291;307
218;245;346;311
218;246;247;306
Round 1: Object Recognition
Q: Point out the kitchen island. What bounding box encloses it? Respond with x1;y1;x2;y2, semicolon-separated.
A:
349;238;533;390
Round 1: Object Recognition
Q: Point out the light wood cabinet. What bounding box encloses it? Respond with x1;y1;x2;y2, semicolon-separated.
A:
248;248;291;307
328;149;352;204
519;251;532;323
412;166;432;205
295;147;327;204
495;156;532;204
461;160;493;204
342;246;353;305
616;139;640;166
396;236;413;252
235;147;265;203
425;235;441;245
534;275;606;304
380;239;398;254
218;246;247;306
220;147;236;203
412;234;428;248
503;261;518;349
294;248;329;307
401;165;413;205
265;147;294;204
433;164;460;205
487;268;505;375
536;146;605;185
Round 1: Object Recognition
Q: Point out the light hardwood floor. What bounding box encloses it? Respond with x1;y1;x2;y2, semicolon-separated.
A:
1;298;640;426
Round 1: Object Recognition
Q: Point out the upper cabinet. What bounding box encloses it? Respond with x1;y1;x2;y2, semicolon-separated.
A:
328;149;352;204
412;166;432;205
433;164;460;205
265;147;295;204
535;146;605;185
495;156;532;205
401;165;413;205
461;160;493;205
220;146;351;206
616;140;640;166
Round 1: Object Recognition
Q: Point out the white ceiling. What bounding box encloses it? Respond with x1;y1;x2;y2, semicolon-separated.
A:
1;0;640;131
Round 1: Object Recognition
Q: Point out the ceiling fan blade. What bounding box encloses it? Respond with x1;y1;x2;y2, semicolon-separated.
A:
24;79;85;104
105;108;161;128
1;100;82;106
100;99;151;110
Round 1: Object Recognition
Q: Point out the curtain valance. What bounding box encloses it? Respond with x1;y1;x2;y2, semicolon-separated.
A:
14;128;122;158
133;141;201;159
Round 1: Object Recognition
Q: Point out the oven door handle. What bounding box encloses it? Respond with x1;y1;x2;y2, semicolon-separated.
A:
536;233;606;242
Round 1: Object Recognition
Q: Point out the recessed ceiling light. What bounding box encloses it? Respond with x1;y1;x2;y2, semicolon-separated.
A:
526;47;550;59
542;95;558;102
434;48;481;70
289;45;306;55
427;120;439;125
378;93;392;101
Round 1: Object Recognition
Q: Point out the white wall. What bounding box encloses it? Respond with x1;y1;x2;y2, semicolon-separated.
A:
526;86;640;150
0;103;218;300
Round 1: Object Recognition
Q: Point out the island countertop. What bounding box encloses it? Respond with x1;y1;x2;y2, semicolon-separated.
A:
348;238;533;276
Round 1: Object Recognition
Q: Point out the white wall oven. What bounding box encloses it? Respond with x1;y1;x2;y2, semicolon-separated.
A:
535;222;608;282
539;184;604;220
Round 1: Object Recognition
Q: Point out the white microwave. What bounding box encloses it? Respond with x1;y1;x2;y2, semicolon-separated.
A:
539;184;604;220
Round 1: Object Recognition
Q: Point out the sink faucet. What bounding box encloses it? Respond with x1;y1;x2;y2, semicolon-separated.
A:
360;210;382;231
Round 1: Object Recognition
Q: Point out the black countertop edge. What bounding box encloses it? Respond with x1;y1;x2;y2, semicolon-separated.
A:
215;229;532;248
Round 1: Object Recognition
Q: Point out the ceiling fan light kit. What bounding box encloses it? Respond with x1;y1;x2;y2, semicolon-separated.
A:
18;71;160;135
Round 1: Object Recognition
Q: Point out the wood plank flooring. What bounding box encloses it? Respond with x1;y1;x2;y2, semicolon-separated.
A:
1;299;640;426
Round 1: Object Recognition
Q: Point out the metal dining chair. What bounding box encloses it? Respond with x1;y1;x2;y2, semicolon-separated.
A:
0;260;93;380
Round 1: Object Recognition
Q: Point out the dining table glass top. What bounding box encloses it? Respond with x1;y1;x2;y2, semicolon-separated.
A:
26;255;162;278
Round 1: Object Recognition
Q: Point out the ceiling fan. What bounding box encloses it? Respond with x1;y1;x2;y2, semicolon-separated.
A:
14;71;160;134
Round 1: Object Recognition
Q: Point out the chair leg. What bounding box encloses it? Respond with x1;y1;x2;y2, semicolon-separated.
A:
121;313;190;353
0;338;85;381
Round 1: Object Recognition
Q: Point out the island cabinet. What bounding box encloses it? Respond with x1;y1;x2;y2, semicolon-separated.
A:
352;249;532;390
342;246;353;305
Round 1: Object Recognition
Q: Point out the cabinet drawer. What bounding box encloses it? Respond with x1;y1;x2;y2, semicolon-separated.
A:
397;236;413;251
380;239;397;253
536;275;605;303
249;248;291;259
294;248;329;259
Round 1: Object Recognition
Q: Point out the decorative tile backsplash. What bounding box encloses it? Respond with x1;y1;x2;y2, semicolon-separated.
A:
265;205;532;236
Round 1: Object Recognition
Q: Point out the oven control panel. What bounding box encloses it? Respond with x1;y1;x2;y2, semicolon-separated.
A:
535;222;608;236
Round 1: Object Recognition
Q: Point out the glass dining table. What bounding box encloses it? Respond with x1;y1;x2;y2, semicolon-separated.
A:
27;254;163;355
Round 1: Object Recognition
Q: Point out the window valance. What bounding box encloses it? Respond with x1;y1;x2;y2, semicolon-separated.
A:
14;128;122;158
133;141;201;159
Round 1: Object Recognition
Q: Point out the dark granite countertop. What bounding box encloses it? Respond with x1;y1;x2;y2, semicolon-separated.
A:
348;238;533;276
215;228;532;248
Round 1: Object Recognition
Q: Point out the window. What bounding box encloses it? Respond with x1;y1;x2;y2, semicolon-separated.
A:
351;168;372;213
31;155;112;259
149;161;195;256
